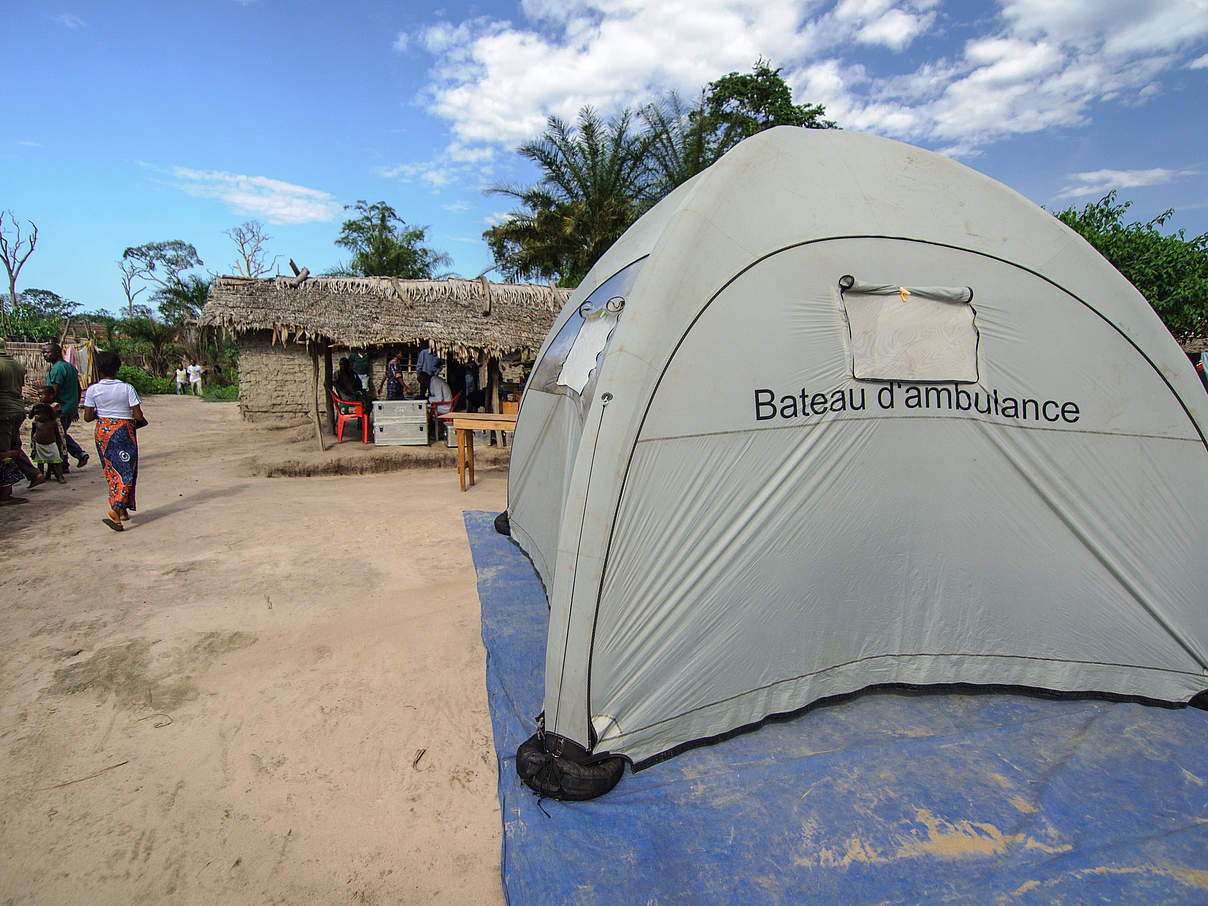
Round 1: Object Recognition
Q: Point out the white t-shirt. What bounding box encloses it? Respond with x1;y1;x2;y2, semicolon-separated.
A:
175;367;187;383
187;364;203;384
83;379;141;419
428;374;453;404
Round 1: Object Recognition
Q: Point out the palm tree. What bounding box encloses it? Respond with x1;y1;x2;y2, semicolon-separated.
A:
640;91;712;199
154;274;210;327
123;315;181;377
485;107;652;285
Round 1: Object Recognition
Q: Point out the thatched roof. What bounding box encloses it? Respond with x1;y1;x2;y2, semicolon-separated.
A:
200;275;572;360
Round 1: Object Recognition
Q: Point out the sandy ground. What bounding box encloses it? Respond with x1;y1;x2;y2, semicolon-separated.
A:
0;395;510;905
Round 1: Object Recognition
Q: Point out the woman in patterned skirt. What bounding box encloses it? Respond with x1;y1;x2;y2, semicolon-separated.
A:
81;351;146;531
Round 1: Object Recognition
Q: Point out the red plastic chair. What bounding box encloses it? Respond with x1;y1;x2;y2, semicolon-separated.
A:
429;391;463;440
329;388;369;443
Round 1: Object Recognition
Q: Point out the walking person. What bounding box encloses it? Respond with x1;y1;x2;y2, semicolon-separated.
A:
82;351;146;531
187;360;204;396
0;338;45;504
175;362;187;395
42;342;89;471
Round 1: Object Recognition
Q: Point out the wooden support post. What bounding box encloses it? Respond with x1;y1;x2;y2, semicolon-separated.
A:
487;357;502;446
311;348;326;452
323;344;335;435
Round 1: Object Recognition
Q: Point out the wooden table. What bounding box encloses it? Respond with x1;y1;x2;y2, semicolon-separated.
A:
439;412;518;491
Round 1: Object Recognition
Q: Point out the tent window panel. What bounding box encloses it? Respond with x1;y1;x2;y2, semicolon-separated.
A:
528;260;644;405
839;275;979;383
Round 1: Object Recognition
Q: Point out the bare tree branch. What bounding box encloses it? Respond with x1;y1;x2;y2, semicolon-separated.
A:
0;210;38;318
118;259;147;319
224;220;276;278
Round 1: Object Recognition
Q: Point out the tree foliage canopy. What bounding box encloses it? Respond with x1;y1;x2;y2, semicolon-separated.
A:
119;240;204;318
485;108;651;285
2;287;78;342
485;61;836;285
1056;191;1208;342
335;201;451;279
154;274;211;327
698;60;836;162
121;240;203;289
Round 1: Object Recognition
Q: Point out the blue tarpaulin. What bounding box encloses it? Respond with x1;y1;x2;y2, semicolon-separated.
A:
465;511;1208;904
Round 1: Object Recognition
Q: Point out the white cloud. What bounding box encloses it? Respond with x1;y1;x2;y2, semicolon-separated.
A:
172;168;341;224
856;9;934;50
392;32;410;53
1190;53;1208;69
52;13;86;28
406;0;1208;161
1057;167;1199;199
379;160;459;188
445;143;496;165
1002;0;1208;55
443;201;471;213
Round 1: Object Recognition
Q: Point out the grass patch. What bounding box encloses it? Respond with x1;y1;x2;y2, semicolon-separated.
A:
202;384;239;402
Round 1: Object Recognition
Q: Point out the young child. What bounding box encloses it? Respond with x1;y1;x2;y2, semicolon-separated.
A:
29;403;67;483
37;385;62;417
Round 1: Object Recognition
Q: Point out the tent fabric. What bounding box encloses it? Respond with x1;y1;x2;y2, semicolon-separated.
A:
507;128;1208;770
467;511;1208;905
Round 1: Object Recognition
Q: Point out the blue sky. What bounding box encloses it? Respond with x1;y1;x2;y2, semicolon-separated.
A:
5;0;1207;316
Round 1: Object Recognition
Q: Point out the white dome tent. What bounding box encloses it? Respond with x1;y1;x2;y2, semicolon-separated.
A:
502;127;1208;799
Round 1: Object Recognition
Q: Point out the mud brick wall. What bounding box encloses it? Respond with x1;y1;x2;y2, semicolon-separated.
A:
236;332;316;422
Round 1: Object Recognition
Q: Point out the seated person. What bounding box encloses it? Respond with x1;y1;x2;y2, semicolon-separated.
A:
333;357;367;403
428;372;453;407
428;373;455;439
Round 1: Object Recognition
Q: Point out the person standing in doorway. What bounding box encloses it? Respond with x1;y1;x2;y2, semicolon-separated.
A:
350;350;371;394
416;341;442;398
376;349;407;401
42;342;88;471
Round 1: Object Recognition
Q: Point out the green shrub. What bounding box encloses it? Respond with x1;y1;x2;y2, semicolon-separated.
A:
202;384;239;402
116;366;174;396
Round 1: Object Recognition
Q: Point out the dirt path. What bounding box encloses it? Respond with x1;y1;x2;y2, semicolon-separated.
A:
0;395;509;905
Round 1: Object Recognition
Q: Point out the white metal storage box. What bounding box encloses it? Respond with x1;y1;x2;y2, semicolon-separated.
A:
375;421;429;445
372;399;429;446
373;400;427;420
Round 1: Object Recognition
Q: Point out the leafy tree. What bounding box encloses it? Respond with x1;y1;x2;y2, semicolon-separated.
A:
21;288;78;320
334;201;451;279
151;274;226;369
154;274;211;327
485;107;651;285
122;315;181;377
0;210;37;328
1;287;79;342
698;60;835;161
487;63;835;285
1056;191;1208;342
119;240;203;318
639;91;712;199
